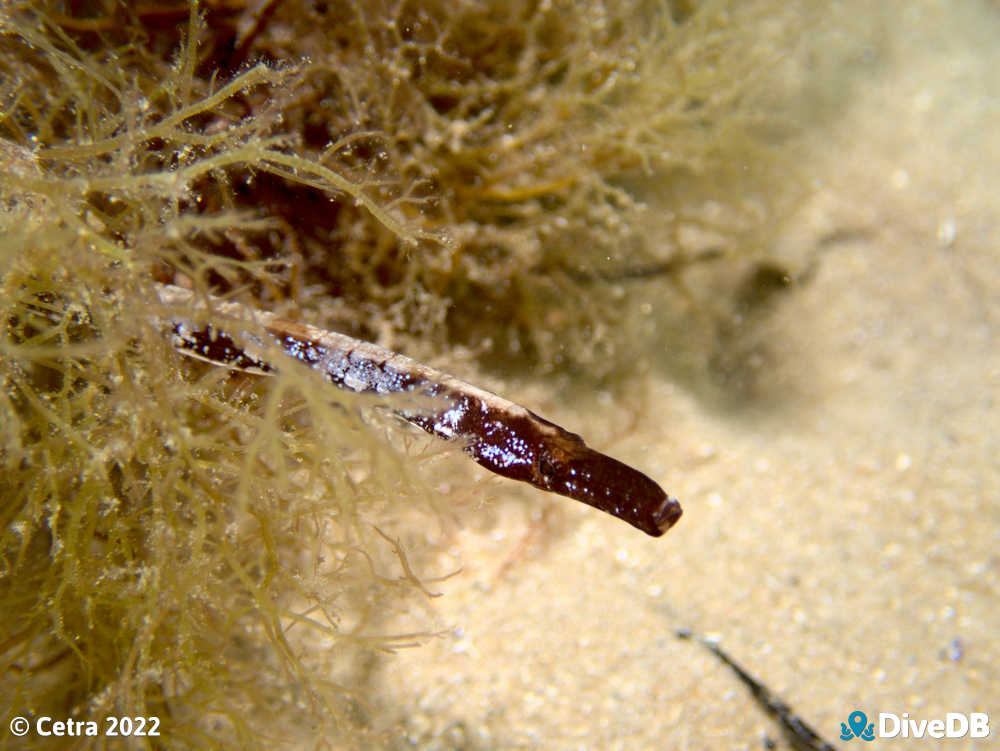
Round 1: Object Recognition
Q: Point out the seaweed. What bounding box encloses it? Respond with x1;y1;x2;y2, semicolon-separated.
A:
1;0;811;746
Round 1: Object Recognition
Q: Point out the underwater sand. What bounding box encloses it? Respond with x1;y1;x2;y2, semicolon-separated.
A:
369;3;999;749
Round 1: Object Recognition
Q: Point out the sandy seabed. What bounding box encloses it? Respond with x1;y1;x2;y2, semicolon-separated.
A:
371;3;1000;749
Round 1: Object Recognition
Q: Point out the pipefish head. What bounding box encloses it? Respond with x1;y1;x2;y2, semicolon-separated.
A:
533;437;682;537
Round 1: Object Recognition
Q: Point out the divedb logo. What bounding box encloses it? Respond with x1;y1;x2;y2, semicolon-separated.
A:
840;709;991;741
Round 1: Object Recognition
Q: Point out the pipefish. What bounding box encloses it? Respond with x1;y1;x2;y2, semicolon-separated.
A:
154;284;682;537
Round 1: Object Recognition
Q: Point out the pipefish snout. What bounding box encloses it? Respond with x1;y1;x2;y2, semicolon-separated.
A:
154;284;682;537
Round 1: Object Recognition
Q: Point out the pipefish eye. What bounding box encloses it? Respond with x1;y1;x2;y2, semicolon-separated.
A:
536;453;561;485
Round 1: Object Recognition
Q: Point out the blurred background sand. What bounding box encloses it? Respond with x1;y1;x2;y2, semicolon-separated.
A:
370;2;999;748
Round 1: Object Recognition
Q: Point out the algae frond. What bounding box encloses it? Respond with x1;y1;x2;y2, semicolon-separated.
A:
2;0;812;746
1;5;455;748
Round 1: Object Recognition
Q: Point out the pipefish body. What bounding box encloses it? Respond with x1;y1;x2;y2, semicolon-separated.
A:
154;284;681;537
